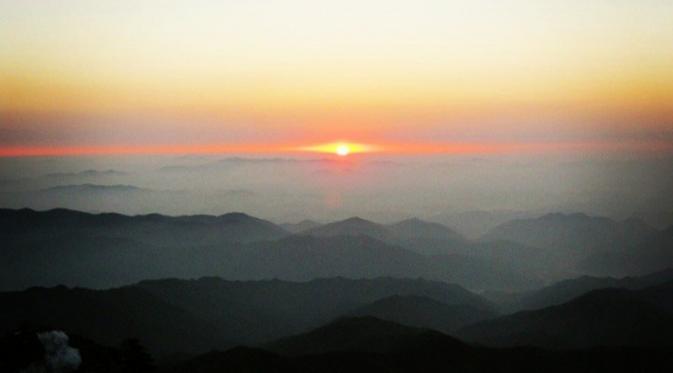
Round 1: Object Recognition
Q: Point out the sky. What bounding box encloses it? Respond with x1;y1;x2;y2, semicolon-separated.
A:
1;0;673;156
1;1;673;225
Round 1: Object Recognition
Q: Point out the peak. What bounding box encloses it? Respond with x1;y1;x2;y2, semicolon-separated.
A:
341;216;371;223
268;315;466;357
45;208;90;216
320;217;387;232
395;217;432;225
219;212;253;219
332;217;384;228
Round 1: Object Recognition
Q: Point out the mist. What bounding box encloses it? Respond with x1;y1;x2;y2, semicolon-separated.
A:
2;153;672;229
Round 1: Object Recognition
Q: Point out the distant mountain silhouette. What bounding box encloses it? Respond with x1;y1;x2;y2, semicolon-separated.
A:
240;235;538;291
388;218;464;241
483;213;656;252
167;344;673;373
579;225;673;276
41;183;146;193
483;213;656;250
279;220;321;233
303;216;466;254
227;234;432;281
265;316;468;356
0;208;294;290
386;218;466;255
303;217;394;242
0;209;540;291
16;208;669;291
135;276;493;344
0;233;535;292
250;317;671;372
296;214;673;289
0;276;492;356
427;252;542;291
458;282;673;349
45;169;127;178
348;295;495;332
482;213;658;274
454;240;561;281
499;268;673;311
429;210;534;239
303;216;524;262
285;216;554;286
0;235;166;290
6;309;671;372
0;208;288;246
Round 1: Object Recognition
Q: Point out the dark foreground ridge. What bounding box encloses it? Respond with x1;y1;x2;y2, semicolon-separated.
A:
5;316;671;373
2;275;673;372
170;317;673;373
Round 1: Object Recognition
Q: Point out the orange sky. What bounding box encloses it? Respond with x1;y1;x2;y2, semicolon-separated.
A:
1;1;672;156
2;139;672;158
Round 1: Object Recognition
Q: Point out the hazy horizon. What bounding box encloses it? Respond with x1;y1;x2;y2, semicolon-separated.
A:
3;1;672;226
2;153;673;229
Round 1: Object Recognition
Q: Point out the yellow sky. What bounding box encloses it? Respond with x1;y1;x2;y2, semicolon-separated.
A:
1;0;672;153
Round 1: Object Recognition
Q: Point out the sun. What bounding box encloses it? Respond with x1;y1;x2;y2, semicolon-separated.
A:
335;143;350;156
297;142;377;155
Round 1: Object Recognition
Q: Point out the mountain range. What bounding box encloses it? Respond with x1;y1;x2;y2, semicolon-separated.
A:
489;268;673;312
165;316;673;373
3;269;673;371
0;276;493;357
348;295;495;333
458;281;673;349
0;208;543;291
4;208;671;293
